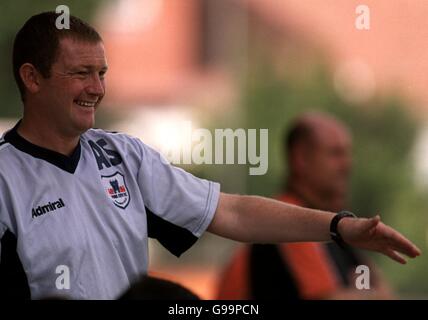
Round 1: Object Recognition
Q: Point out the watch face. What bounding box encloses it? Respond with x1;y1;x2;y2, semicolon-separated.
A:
337;210;356;217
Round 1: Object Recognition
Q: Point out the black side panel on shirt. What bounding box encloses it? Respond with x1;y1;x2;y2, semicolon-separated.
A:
145;207;198;258
0;230;31;299
249;244;301;300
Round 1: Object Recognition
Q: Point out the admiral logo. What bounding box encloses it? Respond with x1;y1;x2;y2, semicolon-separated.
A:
32;198;65;218
101;172;130;209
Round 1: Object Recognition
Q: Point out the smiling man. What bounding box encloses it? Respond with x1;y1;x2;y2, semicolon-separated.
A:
15;18;107;155
0;12;421;300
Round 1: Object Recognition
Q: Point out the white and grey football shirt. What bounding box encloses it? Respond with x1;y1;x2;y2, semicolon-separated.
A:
0;121;220;299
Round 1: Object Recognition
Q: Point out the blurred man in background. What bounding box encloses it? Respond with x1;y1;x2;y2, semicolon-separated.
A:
217;112;394;299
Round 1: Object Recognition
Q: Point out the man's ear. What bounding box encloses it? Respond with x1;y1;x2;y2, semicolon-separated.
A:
19;63;42;95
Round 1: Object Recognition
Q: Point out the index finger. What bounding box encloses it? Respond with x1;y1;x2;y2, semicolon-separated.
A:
384;225;421;258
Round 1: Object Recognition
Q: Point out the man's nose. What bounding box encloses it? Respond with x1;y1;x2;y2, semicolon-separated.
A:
87;74;105;96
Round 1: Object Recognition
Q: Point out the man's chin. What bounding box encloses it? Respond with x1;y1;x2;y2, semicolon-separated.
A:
72;121;95;135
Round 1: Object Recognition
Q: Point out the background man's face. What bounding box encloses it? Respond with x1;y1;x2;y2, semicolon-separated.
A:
301;123;352;208
37;37;107;136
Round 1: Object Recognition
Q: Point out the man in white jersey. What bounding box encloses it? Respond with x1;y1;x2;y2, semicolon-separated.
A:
0;12;420;299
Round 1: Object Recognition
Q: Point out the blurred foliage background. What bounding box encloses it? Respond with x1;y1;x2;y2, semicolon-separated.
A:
239;59;428;296
166;48;428;296
181;47;428;296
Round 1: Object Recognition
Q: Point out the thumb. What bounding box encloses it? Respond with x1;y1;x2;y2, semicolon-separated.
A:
366;215;381;234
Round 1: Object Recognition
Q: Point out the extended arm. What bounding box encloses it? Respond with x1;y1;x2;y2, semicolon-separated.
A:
208;193;421;264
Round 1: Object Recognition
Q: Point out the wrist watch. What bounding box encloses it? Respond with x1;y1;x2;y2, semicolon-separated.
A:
330;210;357;248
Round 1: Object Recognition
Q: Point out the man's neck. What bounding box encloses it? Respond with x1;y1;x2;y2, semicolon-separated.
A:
286;181;335;212
18;117;80;157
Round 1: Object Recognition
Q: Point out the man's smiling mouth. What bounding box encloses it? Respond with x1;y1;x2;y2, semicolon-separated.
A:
74;100;97;108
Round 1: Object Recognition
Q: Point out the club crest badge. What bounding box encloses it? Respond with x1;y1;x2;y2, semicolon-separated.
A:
101;171;130;209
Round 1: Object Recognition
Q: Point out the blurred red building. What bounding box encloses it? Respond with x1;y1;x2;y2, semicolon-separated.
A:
98;0;428;114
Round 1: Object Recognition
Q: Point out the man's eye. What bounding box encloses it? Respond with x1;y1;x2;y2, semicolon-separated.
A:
77;71;89;76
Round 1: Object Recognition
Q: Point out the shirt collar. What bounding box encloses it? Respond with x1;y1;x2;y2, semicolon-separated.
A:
4;120;82;174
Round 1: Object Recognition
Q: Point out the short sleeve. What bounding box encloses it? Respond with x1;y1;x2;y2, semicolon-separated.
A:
135;140;220;256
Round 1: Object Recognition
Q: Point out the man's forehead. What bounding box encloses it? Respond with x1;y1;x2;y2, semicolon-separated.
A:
314;124;352;147
56;37;107;68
